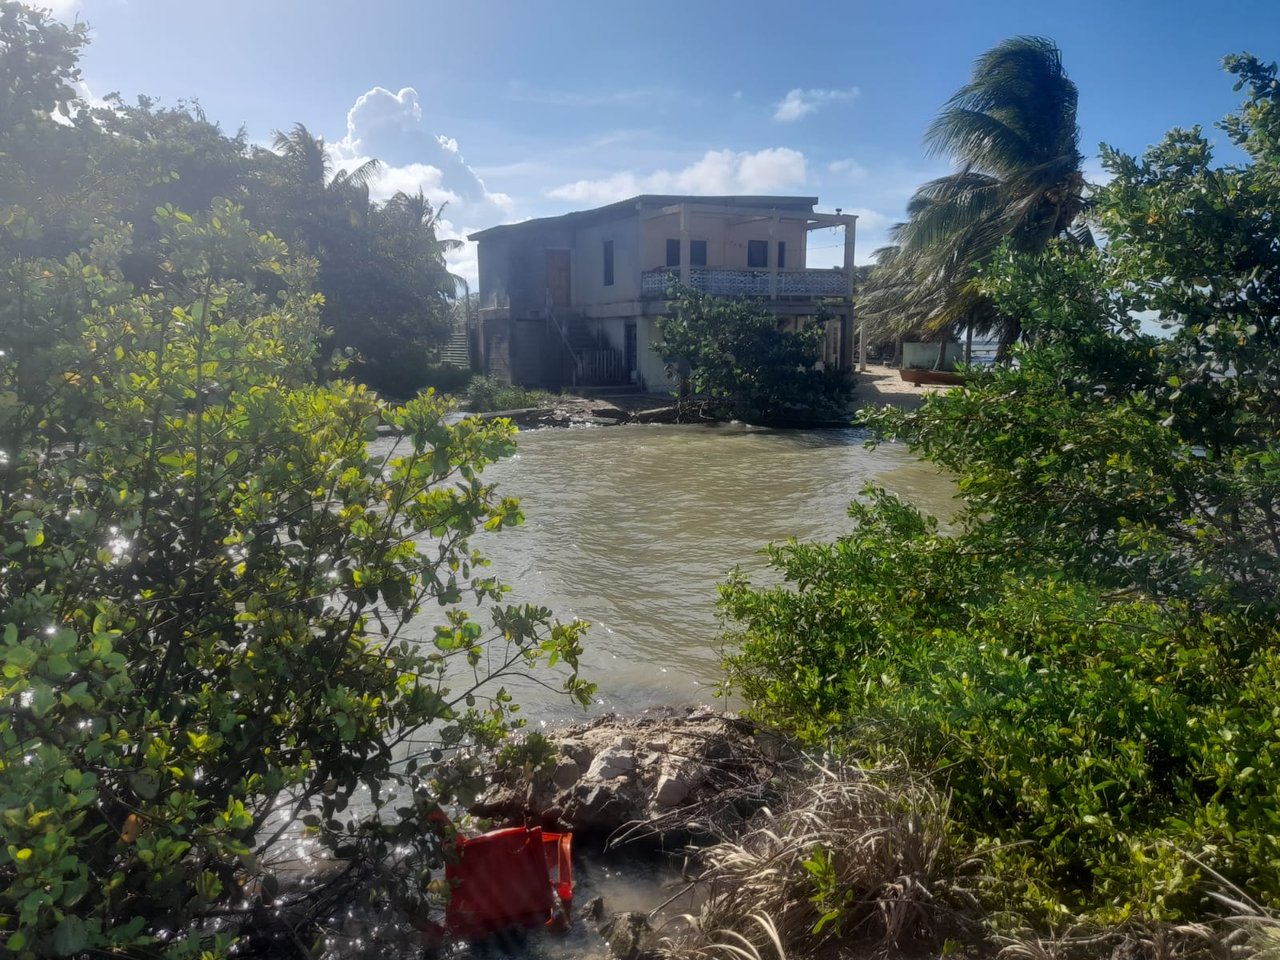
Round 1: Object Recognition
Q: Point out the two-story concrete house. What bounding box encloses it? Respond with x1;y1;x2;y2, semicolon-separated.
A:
467;195;858;391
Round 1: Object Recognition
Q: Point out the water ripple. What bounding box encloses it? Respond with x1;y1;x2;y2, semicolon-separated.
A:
379;424;954;720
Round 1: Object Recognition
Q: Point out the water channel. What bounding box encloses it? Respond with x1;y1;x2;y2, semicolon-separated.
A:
374;423;957;724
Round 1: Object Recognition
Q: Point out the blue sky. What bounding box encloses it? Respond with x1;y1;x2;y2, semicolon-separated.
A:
45;0;1280;282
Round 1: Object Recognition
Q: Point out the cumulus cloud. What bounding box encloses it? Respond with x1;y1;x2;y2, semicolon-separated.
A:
546;147;808;206
325;85;517;286
773;87;860;122
330;86;499;208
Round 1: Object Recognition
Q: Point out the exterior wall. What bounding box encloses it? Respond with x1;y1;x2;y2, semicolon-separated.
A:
487;224;576;316
636;317;674;391
573;213;641;308
903;342;965;370
640;211;810;271
722;217;807;269
477;237;511;309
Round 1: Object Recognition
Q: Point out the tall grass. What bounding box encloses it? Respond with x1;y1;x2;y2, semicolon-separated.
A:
657;764;979;960
654;767;1280;960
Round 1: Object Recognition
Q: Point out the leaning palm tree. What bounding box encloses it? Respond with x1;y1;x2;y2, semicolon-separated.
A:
863;36;1087;353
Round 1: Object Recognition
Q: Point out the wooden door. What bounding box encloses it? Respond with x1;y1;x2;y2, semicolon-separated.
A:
545;250;571;308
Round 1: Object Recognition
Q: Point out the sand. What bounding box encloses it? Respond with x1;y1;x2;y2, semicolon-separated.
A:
851;363;947;412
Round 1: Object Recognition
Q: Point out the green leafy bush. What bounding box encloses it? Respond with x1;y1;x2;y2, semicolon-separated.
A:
0;202;592;958
724;494;1280;921
419;361;474;395
723;54;1280;925
655;289;854;423
463;374;555;412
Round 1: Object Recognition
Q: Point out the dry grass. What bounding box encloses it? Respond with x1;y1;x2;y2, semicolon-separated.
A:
644;763;1280;960
655;763;980;960
993;865;1280;960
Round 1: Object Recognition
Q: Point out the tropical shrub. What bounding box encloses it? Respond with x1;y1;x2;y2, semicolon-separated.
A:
463;374;555;412
0;201;592;958
655;290;853;423
1;0;460;398
723;54;1280;925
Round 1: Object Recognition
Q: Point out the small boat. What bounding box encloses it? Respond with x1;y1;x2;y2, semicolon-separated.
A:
898;367;966;386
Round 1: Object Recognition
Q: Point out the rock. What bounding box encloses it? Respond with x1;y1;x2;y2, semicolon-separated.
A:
599;911;658;960
566;783;639;833
582;896;606;924
552;759;581;789
586;743;638;781
538;806;567;830
652;773;692;808
467;711;774;840
559;738;594;768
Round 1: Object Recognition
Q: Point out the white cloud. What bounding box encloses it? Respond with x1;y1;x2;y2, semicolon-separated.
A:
323;85;524;288
827;158;868;180
546;147;808;205
737;148;807;191
331;85;500;210
341;87;422;155
368;161;461;208
41;0;84;17
773;87;860;122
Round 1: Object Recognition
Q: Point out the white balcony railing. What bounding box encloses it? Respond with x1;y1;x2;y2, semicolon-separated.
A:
641;267;849;299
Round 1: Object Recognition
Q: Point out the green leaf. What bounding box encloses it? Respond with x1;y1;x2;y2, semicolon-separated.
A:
52;917;88;956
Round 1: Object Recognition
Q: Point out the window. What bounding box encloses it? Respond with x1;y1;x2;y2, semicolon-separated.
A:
690;239;707;266
747;240;768;269
603;240;614;286
777;241;787;269
665;238;681;267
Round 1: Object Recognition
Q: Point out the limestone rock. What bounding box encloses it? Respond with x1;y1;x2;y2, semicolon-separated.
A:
470;709;772;840
552;758;581;789
599;911;658;960
566;782;639;833
586;742;638;781
650;757;701;814
559;738;594;768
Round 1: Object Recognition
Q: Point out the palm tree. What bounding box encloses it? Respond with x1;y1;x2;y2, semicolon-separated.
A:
265;123;381;245
863;36;1087;354
377;189;466;300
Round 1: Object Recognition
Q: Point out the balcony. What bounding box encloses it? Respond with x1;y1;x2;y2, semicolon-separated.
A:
640;267;849;299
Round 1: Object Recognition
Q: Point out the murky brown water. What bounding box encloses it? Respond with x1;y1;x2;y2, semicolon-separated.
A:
374;423;954;723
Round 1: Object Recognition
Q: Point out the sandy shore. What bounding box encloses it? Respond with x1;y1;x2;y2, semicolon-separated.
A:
459;364;948;430
850;363;948;412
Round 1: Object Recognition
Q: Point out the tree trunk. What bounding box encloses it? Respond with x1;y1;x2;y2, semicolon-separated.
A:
995;318;1022;362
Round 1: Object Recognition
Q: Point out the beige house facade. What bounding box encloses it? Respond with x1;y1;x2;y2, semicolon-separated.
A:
467;195;858;391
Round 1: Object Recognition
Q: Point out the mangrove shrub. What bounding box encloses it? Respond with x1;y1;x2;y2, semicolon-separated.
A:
723;54;1280;925
0;197;590;959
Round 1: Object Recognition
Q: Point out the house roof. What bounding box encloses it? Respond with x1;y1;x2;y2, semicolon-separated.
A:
467;194;823;242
